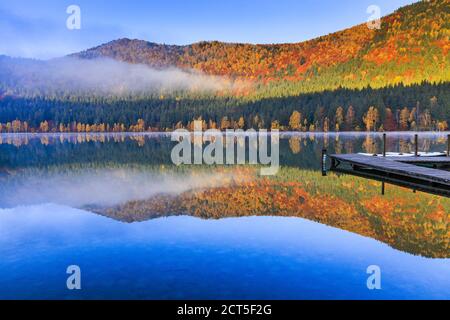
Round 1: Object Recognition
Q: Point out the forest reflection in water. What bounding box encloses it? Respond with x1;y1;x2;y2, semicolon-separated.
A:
0;132;448;259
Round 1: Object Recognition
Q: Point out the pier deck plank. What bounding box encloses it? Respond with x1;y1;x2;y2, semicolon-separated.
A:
329;154;450;185
393;156;450;164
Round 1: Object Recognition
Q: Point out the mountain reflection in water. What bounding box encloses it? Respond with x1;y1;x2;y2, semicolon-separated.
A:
1;132;449;260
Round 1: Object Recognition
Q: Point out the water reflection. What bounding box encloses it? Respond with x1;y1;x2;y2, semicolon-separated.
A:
1;203;449;299
0;132;448;259
0;132;448;170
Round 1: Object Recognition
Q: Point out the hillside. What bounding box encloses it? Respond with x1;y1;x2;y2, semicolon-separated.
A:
73;0;449;97
0;0;449;132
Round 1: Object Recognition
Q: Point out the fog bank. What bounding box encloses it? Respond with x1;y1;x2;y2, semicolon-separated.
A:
0;56;236;96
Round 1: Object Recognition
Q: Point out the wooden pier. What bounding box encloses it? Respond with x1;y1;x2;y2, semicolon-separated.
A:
321;133;450;197
328;153;450;197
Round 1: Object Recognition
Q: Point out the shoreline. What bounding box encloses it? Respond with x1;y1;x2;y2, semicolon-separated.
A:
1;131;450;135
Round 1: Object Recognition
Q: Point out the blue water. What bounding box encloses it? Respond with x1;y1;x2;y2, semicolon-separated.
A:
1;204;449;300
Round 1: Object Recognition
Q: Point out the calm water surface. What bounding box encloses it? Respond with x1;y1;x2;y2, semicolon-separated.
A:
0;132;449;299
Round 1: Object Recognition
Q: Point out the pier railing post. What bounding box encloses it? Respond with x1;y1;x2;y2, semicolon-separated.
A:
383;133;386;157
414;134;418;157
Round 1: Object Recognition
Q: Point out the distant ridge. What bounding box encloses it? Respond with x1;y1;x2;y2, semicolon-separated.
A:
72;0;449;94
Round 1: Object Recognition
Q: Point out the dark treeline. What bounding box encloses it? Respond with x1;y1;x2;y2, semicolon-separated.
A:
0;82;448;132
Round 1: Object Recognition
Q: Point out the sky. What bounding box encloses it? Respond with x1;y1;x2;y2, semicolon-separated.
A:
0;0;417;59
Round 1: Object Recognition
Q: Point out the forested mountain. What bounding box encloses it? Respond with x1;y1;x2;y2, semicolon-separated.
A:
0;0;448;132
72;0;449;97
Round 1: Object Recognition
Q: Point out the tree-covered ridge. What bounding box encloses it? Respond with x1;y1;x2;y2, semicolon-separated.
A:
1;82;448;132
73;0;449;96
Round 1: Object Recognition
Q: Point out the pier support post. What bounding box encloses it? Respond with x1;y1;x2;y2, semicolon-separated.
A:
321;149;327;177
447;134;450;157
414;134;418;157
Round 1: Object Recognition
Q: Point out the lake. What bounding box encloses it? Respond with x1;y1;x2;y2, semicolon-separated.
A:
0;132;449;300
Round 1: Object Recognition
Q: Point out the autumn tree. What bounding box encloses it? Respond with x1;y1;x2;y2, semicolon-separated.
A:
12;120;21;133
409;107;417;130
302;119;308;132
419;109;432;130
253;114;264;129
39;121;49;133
271;120;280;130
383;108;397;131
238;116;245;129
289;111;302;131
399;107;410;130
175;121;184;129
334;107;344;131
437;121;448;131
323;117;330;132
363;106;379;131
136;119;145;132
220;116;231;130
208;119;217;129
